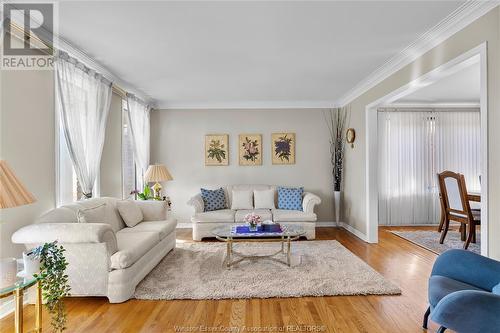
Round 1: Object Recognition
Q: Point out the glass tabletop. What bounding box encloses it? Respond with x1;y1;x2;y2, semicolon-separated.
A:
0;275;38;297
212;224;306;239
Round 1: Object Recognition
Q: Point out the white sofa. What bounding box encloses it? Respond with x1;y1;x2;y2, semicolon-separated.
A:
11;197;176;303
187;185;321;241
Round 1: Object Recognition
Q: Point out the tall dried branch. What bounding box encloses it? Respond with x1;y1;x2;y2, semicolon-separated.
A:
324;106;350;191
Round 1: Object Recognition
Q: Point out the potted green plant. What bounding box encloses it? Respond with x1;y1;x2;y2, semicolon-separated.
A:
131;184;163;201
28;241;71;332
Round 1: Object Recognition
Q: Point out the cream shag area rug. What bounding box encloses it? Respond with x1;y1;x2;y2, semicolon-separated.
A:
391;230;481;255
134;240;401;300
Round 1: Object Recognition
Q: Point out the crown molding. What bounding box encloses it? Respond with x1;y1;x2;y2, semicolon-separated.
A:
336;0;499;107
382;102;481;109
155;100;338;110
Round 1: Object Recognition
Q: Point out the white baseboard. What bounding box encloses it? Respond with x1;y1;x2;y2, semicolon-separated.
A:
338;222;369;242
0;298;15;319
315;221;337;227
0;296;30;320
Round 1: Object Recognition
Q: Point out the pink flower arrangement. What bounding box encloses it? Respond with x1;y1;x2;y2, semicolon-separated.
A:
244;212;261;227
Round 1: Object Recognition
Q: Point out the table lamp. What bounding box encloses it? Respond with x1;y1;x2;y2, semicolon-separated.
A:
0;160;36;287
144;164;173;199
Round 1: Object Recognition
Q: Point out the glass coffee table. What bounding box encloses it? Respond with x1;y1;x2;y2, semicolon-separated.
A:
212;225;306;268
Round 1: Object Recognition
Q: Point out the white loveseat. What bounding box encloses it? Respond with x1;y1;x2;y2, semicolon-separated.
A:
11;197;176;303
187;185;321;241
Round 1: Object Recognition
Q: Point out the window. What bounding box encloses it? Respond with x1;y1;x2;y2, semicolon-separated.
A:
122;99;137;198
378;110;480;225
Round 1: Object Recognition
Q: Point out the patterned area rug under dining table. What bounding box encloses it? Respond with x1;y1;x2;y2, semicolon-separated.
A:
391;230;481;255
134;240;401;300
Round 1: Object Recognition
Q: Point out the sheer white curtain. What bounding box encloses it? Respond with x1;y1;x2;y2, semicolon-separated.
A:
378;111;436;225
435;112;481;192
378;109;480;225
56;51;112;199
126;93;150;192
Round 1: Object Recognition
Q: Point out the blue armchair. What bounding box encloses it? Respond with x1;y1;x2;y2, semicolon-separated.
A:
424;249;500;333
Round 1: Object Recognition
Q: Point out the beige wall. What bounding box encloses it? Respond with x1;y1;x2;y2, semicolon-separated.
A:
343;8;500;258
0;69;56;258
100;93;123;198
150;108;335;224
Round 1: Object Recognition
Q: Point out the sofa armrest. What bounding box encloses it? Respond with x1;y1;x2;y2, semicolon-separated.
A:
303;192;321;213
134;200;169;221
12;223;117;255
431;290;500;332
431;249;500;291
187;194;204;214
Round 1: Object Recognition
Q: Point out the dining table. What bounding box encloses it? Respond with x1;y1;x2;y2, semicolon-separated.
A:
468;191;481;202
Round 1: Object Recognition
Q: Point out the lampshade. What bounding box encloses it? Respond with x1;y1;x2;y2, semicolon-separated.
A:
144;164;173;183
0;160;36;209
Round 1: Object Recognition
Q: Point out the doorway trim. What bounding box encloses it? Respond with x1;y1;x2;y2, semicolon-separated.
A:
364;43;488;256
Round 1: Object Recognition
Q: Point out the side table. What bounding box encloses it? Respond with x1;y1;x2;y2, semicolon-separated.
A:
0;276;42;333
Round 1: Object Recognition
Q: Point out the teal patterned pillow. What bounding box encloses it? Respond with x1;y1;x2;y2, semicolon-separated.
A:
278;187;304;211
201;188;226;212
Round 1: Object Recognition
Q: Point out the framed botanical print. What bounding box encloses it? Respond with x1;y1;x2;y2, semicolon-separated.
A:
272;133;295;165
239;134;262;166
205;134;229;166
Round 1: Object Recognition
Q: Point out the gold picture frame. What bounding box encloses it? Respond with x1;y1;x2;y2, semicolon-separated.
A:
271;133;296;165
239;134;262;166
205;134;229;166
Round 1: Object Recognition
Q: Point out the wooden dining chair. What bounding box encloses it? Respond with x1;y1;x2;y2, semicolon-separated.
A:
438;191;467;241
437;171;480;249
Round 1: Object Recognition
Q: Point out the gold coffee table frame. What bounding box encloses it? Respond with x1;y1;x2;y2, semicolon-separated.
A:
212;226;305;268
0;276;42;333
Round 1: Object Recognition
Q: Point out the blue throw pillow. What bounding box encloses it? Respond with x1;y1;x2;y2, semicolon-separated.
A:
493;283;500;295
278;187;304;211
200;188;226;212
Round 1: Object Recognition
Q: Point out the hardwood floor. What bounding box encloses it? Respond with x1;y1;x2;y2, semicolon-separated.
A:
0;226;446;333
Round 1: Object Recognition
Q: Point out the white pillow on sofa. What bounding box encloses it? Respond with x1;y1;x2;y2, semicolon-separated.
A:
116;200;144;227
254;189;275;209
231;190;253;210
76;203;106;223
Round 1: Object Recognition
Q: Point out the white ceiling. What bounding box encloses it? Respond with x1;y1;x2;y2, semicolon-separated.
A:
394;61;480;105
57;1;464;108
